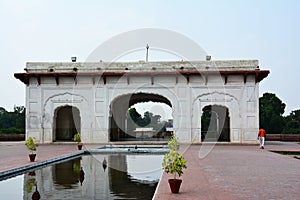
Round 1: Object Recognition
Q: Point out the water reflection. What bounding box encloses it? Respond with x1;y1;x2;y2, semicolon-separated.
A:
102;158;107;172
53;157;81;189
24;172;40;200
31;185;40;200
20;154;163;199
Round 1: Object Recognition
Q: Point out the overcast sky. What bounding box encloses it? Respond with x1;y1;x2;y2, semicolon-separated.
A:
0;0;299;116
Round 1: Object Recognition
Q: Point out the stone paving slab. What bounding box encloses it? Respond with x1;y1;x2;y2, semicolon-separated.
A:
153;141;300;200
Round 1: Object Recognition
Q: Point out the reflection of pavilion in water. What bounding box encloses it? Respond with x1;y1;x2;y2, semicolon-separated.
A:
23;155;161;199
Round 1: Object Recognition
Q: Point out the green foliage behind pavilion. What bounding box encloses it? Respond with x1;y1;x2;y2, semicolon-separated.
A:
0;106;25;134
127;107;168;133
0;92;299;136
259;93;300;134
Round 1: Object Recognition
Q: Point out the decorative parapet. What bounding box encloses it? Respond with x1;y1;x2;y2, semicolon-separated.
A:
14;60;269;85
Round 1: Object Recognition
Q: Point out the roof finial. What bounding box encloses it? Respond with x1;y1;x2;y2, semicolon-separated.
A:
146;44;149;62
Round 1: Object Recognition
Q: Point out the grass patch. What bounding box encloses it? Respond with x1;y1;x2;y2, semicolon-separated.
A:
271;151;300;156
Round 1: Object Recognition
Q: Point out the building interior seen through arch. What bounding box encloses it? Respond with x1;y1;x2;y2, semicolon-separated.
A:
201;105;230;142
54;106;81;141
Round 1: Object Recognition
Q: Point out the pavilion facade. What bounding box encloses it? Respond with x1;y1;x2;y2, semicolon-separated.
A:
14;60;269;143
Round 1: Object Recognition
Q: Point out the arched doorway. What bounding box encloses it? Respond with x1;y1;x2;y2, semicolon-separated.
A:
109;93;173;141
54;106;81;141
201;105;230;142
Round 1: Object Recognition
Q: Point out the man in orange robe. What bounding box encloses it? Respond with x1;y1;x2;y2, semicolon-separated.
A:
258;128;266;149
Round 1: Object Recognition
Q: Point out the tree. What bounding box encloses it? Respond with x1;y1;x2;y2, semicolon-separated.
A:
126;108;166;132
14;106;25;129
128;107;141;123
138;111;151;127
127;108;141;132
0;107;6;115
259;93;285;133
0;108;15;129
0;106;25;134
282;109;300;134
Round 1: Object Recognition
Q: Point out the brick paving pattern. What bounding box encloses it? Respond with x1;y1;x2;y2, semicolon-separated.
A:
0;141;299;199
154;141;300;200
0;142;99;173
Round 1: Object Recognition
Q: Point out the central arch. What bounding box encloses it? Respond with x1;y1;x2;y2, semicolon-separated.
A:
109;93;172;141
53;106;81;141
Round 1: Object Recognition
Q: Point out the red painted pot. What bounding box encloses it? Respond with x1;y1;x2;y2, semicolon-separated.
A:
29;154;36;162
77;144;83;150
168;179;182;193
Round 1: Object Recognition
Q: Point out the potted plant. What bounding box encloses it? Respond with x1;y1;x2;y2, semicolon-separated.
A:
73;133;83;150
25;137;38;162
162;135;187;193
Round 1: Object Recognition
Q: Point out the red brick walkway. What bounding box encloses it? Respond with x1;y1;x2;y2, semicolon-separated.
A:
0;141;299;199
154;142;300;200
0;142;99;174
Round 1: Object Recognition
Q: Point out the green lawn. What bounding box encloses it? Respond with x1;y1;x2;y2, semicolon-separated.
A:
271;150;300;156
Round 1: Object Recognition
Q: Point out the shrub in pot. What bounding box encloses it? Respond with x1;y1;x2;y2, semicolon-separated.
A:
73;133;83;150
162;135;187;193
25;137;38;162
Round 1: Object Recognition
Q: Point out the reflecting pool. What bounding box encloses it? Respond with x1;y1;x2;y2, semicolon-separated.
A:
0;154;164;200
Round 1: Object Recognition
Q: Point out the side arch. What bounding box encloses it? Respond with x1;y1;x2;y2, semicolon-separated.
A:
42;92;93;143
191;91;241;143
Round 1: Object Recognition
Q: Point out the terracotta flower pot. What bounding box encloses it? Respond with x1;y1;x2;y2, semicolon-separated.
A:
168;179;182;193
77;144;83;150
29;154;36;162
